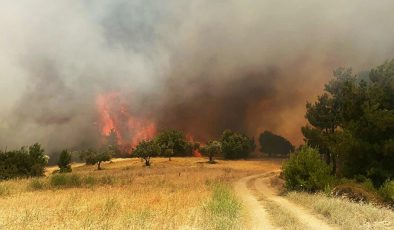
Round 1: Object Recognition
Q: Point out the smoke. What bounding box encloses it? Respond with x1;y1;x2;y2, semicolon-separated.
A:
1;0;394;153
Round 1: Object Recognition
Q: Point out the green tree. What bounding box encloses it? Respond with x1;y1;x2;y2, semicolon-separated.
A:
133;140;160;166
80;148;112;170
303;60;394;186
200;140;221;163
57;149;72;173
259;131;294;157
155;130;190;158
221;130;255;159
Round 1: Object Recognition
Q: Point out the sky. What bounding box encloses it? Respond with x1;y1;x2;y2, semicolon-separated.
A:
1;0;394;153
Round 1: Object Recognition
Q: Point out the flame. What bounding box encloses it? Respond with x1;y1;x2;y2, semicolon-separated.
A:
96;92;157;151
186;133;202;157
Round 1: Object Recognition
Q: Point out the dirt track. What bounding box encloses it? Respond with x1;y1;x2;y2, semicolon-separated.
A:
235;171;337;230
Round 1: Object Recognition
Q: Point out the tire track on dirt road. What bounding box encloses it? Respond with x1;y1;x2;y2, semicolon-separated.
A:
236;172;337;230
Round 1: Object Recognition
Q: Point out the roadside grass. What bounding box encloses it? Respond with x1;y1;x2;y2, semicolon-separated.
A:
0;157;279;229
287;192;394;230
203;183;243;230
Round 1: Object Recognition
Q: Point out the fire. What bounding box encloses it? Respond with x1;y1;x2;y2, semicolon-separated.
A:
96;92;157;151
186;133;202;157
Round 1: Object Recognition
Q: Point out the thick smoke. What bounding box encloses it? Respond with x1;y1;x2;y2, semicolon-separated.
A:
1;0;394;154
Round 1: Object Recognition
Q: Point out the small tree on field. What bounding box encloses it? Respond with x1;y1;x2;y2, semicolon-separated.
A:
57;149;72;173
221;130;255;159
80;148;112;170
155;130;190;157
133;140;160;166
200;141;221;163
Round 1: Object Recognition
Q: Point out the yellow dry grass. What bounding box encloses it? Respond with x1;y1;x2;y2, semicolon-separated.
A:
287;192;394;230
0;157;281;230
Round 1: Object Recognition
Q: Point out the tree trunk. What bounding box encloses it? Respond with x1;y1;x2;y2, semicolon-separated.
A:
332;155;337;175
169;156;171;161
209;155;213;163
145;158;151;166
97;161;102;170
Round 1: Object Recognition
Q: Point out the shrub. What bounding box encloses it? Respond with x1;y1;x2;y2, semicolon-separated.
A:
0;143;48;179
57;149;72;173
29;179;47;190
379;180;394;204
155;129;190;157
283;145;334;192
50;174;81;188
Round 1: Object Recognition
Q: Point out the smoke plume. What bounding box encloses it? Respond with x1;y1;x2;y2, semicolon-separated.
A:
1;0;394;154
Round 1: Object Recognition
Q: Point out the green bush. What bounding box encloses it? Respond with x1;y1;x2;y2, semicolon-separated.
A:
29;179;47;190
0;143;48;179
379;180;394;204
283;145;334;192
50;174;81;188
57;150;72;173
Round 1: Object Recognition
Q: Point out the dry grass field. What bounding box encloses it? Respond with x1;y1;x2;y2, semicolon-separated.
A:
1;157;393;230
0;157;281;230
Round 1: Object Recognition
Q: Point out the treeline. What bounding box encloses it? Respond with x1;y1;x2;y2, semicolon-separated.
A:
134;129;255;166
283;59;394;204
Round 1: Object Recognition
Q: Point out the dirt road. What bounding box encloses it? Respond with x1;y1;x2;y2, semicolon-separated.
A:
235;171;337;230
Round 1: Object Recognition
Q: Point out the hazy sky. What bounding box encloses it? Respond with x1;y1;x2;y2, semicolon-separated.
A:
1;0;394;153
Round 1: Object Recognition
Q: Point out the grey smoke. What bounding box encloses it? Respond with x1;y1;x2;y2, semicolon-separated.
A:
1;0;394;154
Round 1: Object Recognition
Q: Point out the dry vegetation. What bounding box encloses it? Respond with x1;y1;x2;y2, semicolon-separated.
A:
0;157;280;230
287;192;394;230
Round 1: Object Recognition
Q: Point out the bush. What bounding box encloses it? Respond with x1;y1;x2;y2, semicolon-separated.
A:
57;149;72;173
379;180;394;204
29;179;47;190
283;145;334;192
221;130;255;159
0;143;48;179
50;174;81;188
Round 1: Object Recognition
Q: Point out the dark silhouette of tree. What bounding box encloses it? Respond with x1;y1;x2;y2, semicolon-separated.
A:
259;131;294;157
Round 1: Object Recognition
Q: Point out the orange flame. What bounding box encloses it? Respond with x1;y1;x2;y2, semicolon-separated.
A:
96;92;157;151
186;133;202;157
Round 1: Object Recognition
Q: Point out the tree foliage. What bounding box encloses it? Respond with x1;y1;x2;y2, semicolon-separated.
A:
221;130;255;159
259;131;294;157
133;140;160;166
303;59;394;186
155;129;190;157
57;149;72;173
0;143;48;179
80;148;112;170
200;140;221;163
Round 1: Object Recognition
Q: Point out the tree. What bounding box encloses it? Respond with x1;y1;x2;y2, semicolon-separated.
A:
57;149;72;173
28;143;48;176
155;130;190;158
259;131;294;157
221;130;255;159
303;60;394;186
133;140;160;166
200;140;221;163
80;148;112;170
